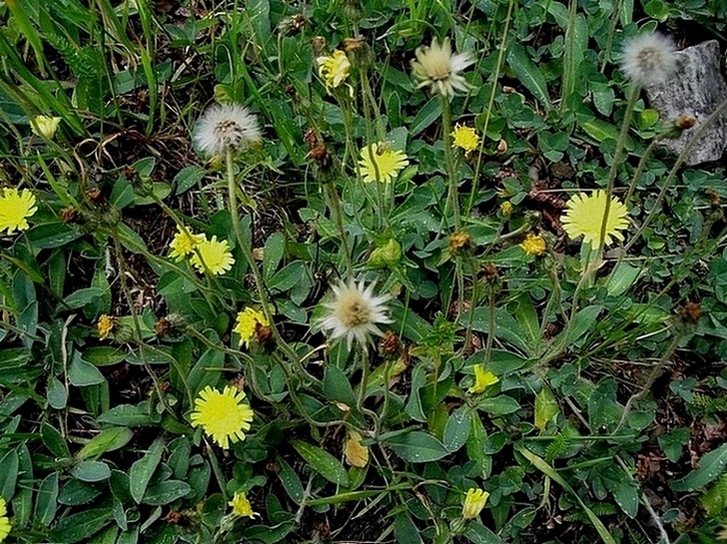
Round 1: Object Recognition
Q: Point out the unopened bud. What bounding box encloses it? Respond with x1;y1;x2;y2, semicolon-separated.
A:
368;239;402;268
449;230;473;257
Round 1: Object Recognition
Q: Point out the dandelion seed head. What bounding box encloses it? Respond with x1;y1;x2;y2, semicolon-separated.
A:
621;32;677;87
193;104;262;157
411;37;474;97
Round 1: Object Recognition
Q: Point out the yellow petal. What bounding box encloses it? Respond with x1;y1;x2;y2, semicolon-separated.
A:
344;430;369;468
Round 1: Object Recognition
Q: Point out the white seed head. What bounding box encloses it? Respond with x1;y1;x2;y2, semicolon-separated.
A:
411;37;474;98
193;104;262;157
620;32;677;87
317;279;392;351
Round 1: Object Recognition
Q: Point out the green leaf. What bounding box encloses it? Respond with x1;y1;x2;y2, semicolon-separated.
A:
82;347;127;367
97;404;155;427
268;261;308;293
174;165;206;195
276;455;305;504
605;263;641;297
129;437;165;503
263;232;285;280
322;365;357;408
464;522;503;544
534;387;559;432
63;288;105;310
611;475;639;518
671;443;727;492
142;480;192;505
69;354;105;387
507;44;552;110
385;431;450;463
443;406;472;452
35;472;59;526
71;460;112;482
41;422;71;459
291;440;349;486
48;508;113;543
0;450;19;499
410;96;442;136
478;396;521;416
47;377;68;410
77;428;134;460
658;428;690;463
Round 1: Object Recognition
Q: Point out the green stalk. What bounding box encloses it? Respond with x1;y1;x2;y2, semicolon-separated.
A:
441;96;460;230
324;181;354;277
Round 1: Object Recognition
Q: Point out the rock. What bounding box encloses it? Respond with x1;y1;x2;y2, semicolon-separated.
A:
645;40;727;165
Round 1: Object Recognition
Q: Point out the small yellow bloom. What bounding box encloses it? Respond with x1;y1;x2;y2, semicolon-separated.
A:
190;385;254;449
0;188;37;234
468;365;499;394
169;225;204;261
233;307;269;348
358;142;409;183
31;115;62;139
97;315;115;340
500;201;513;217
229;491;257;519
0;497;11;542
462;488;489;519
451;124;480;155
317;50;351;92
189;236;235;275
561;190;629;248
520;233;547;256
344;430;369;467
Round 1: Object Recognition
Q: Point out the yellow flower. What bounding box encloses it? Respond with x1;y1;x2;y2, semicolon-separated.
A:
411;37;474;97
169;225;204;261
189;236;235;275
31;115;62;139
190;385;254;449
344;430;369;467
0;188;37;234
462;488;489;519
0;497;11;542
97;315;115;340
358;142;409;183
233;307;269;348
520;233;547;256
229;491;257;518
316;50;351;92
468;365;499;394
561;190;629;248
451;124;480;155
500;201;513;217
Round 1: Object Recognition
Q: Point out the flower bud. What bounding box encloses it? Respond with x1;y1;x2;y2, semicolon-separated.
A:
368;239;402;268
31;115;62;139
449;230;473;257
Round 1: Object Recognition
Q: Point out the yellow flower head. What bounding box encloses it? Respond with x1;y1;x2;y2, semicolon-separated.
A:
229;491;257;519
358;142;409;183
317;50;351;91
462;488;489;519
31;115;62;139
451;124;480;155
520;233;547;256
0;188;37;235
500;201;513;217
233;307;269;348
561;190;629;248
190;385;254;449
0;497;11;542
97;315;116;340
411;37;474;97
169;225;204;261
189;236;235;275
468;365;499;394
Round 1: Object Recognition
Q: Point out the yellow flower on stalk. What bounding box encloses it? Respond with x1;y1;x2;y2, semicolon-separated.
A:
0;188;37;234
233;307;269;348
520;233;547;256
358;142;409;183
468;365;499;394
316;50;351;92
229;491;257;519
189;236;235;275
451;124;480;155
0;497;10;542
169;225;204;261
561;190;629;248
97;315;116;340
31;115;62;139
190;385;254;449
462;488;489;519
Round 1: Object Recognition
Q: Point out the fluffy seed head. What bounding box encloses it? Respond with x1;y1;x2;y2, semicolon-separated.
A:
193;104;262;157
411;37;474;97
620;32;677;87
318;279;392;351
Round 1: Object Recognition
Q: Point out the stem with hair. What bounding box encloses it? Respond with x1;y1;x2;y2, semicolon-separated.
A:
441;96;461;230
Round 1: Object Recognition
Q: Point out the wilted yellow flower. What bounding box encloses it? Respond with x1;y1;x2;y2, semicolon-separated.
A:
31;115;62;139
189;236;235;275
233;307;269;348
169;225;204;261
451;124;479;155
97;315;115;340
500;201;513;217
344;430;369;467
462;488;489;519
520;233;547;256
561;190;629;248
411;37;474;97
190;385;254;449
317;50;351;92
0;188;37;234
468;365;499;394
0;497;11;542
358;142;409;183
229;491;257;519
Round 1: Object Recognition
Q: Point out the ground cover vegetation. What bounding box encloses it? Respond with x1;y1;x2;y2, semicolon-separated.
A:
1;0;727;542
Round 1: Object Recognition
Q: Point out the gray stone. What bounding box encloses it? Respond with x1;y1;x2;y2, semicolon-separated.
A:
645;40;727;165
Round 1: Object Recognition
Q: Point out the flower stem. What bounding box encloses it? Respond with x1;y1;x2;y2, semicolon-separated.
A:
441;96;461;230
324;180;354;277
